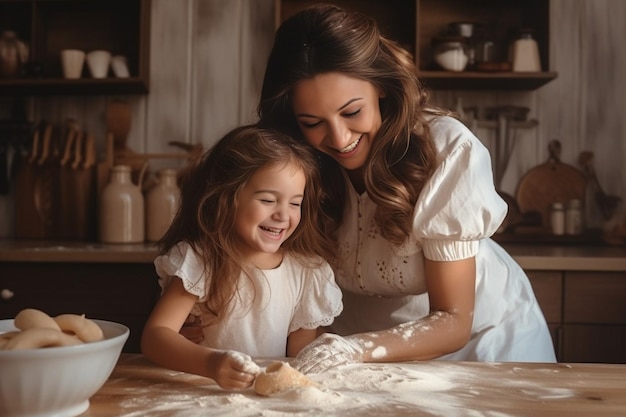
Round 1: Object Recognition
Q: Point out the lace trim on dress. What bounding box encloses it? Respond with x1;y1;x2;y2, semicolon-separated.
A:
289;304;344;333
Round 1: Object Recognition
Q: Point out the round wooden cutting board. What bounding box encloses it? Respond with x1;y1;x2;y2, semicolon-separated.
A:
515;141;587;232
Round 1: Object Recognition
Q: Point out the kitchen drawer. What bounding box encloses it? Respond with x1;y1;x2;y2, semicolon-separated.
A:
563;272;626;324
0;262;160;352
526;270;562;323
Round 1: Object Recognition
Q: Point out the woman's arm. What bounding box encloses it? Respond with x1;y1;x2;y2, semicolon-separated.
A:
141;278;257;389
356;257;476;362
293;257;476;373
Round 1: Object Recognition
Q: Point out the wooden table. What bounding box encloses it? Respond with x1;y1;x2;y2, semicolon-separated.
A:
83;354;626;416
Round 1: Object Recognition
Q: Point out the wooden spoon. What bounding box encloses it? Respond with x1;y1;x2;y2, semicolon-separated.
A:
105;99;131;150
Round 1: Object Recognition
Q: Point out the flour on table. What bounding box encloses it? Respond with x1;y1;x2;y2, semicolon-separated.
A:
112;360;575;417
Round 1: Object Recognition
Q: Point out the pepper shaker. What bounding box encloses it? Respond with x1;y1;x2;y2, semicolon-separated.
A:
565;199;584;235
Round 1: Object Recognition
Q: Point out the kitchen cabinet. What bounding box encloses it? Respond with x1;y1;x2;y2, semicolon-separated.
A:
276;0;557;90
526;271;562;354
0;0;150;96
527;270;626;364
0;262;160;352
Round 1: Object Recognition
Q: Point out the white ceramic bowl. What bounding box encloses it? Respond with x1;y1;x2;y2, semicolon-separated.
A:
0;319;129;417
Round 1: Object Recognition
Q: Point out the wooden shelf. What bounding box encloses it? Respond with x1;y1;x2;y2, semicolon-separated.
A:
418;70;558;91
0;0;151;96
0;77;149;96
276;0;556;91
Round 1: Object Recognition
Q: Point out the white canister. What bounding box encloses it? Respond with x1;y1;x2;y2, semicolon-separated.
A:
145;168;180;242
510;29;541;72
99;165;145;243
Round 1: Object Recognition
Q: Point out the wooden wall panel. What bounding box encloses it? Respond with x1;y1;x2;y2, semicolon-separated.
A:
536;0;585;167
143;0;192;154
189;0;242;148
580;0;626;201
0;0;624;237
239;0;275;126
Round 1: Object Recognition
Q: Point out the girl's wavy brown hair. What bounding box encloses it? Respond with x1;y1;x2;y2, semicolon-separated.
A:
258;3;442;246
159;125;334;323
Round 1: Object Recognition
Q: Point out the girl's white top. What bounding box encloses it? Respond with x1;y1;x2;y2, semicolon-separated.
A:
155;242;343;357
331;115;556;362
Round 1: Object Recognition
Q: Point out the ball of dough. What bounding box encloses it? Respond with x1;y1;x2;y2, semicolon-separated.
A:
0;330;20;349
14;308;61;332
3;327;82;350
54;314;104;342
254;361;315;396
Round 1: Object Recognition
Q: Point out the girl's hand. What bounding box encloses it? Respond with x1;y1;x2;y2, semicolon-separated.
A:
207;350;261;390
291;333;364;374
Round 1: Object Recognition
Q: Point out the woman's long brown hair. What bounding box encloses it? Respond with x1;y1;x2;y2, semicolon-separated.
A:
258;4;440;246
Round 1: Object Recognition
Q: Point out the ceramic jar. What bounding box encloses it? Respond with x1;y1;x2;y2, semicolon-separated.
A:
0;30;29;78
145;168;180;242
432;37;468;72
510;29;541;72
99;165;144;243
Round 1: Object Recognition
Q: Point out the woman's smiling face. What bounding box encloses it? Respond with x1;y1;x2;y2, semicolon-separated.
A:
291;72;383;171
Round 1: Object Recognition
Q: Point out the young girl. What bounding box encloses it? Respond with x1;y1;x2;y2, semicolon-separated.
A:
141;125;343;390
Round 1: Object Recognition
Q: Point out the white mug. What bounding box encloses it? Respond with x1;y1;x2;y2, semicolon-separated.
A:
110;55;130;78
86;50;111;78
60;49;85;79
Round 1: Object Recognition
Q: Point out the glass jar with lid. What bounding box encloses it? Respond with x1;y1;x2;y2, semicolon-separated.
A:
432;37;468;72
0;30;29;78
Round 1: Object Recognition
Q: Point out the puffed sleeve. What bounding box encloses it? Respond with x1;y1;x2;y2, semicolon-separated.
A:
153;241;207;300
407;116;507;261
289;260;344;333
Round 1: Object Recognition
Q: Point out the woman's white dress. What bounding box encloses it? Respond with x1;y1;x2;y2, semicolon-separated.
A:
330;115;556;362
155;242;343;357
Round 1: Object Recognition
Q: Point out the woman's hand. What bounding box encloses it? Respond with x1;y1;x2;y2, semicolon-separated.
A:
207;350;261;390
291;333;364;374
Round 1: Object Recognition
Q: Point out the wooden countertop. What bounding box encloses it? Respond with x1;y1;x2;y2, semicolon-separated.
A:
1;239;625;271
83;354;626;416
0;239;158;263
500;243;626;271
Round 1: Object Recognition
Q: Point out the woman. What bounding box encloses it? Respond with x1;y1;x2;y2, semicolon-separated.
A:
256;3;555;374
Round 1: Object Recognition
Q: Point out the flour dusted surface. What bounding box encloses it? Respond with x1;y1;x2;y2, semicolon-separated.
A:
106;358;576;417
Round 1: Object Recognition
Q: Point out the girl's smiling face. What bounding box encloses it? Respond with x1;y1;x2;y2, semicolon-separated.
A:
291;72;383;171
234;161;305;268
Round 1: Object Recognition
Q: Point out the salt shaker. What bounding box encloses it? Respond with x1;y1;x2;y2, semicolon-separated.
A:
550;202;565;235
146;168;180;242
565;199;584;235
